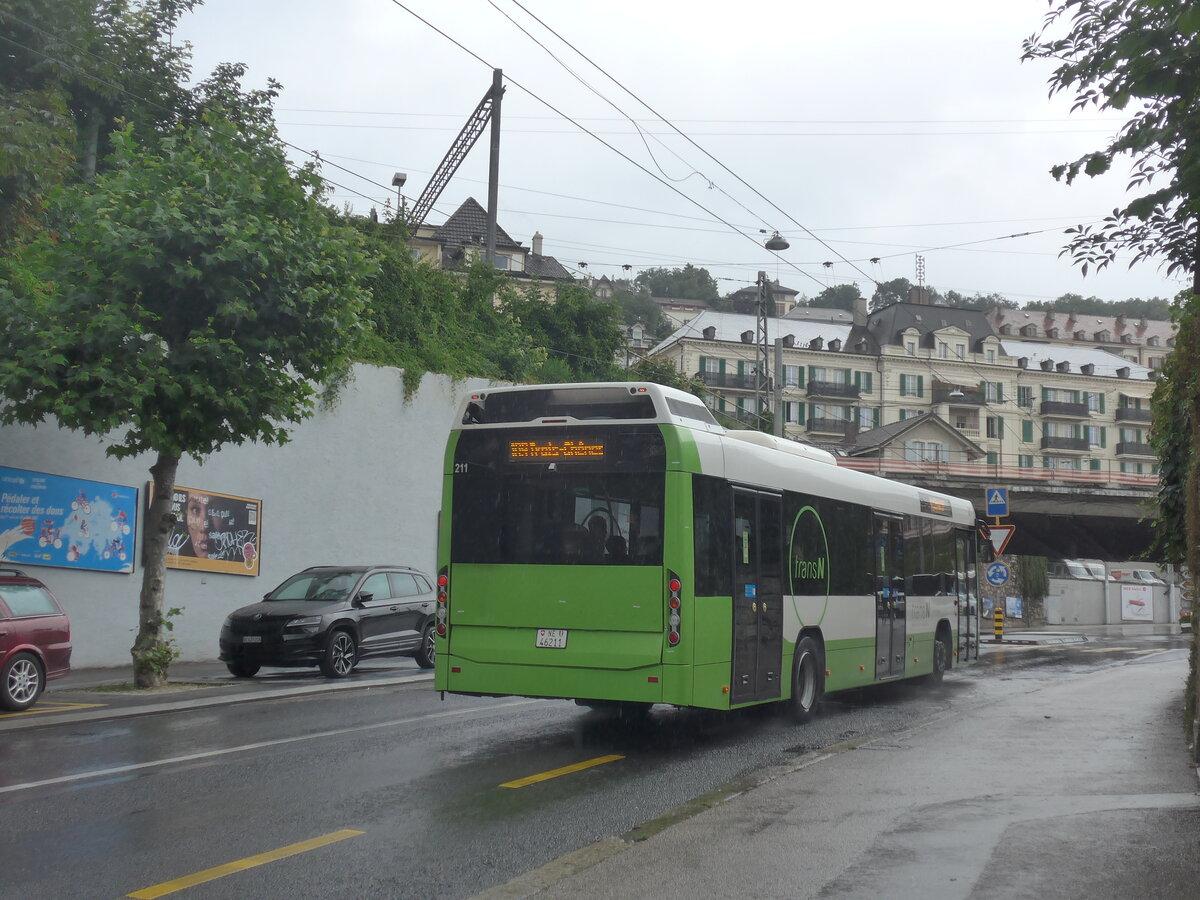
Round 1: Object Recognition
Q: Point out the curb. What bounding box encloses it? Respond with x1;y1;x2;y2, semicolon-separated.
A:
1;671;435;732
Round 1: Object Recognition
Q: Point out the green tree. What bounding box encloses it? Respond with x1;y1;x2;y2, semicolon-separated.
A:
943;290;1018;311
870;277;915;310
355;243;541;393
0;0;197;246
609;281;668;337
507;283;625;382
634;264;719;301
626;356;705;398
807;283;863;312
1023;0;1200;753
0;102;375;686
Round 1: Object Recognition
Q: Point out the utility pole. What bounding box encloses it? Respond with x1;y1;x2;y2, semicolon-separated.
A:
756;271;771;428
485;68;503;267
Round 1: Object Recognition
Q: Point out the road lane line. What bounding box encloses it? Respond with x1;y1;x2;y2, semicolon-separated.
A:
126;829;364;898
0;699;540;795
501;754;624;789
0;701;105;719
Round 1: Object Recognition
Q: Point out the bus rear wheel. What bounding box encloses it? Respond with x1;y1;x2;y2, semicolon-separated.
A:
930;629;951;683
789;636;823;723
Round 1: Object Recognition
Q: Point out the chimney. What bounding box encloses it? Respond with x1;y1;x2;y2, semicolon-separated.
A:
531;232;543;255
908;285;930;305
853;296;867;326
702;325;716;340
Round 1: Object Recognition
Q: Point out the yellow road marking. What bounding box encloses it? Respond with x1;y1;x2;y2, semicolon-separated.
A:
501;754;624;789
0;701;105;719
127;829;364;899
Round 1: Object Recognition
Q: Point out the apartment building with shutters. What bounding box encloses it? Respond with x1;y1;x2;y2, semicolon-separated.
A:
646;296;1159;490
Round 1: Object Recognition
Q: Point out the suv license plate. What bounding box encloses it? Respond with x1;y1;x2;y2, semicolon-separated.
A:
242;635;262;644
535;629;568;649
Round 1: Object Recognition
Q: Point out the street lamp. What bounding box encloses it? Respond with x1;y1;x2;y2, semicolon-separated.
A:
764;230;790;251
391;172;407;221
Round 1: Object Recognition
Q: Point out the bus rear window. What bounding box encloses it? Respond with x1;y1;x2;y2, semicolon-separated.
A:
462;387;656;424
451;471;664;566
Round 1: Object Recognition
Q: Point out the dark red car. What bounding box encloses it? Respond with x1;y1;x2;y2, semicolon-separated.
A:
0;568;72;711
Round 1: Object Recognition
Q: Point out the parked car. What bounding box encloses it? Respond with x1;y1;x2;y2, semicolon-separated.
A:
219;565;437;678
0;567;72;711
1109;567;1166;586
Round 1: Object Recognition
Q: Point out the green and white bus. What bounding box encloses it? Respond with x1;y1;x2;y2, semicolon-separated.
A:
434;382;981;718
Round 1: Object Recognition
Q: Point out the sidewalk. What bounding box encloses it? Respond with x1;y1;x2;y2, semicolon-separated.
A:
0;658;434;732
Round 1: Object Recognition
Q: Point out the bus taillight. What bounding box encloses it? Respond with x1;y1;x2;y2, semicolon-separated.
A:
667;571;682;647
436;566;449;637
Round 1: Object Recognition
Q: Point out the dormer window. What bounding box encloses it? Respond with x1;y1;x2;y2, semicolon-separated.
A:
999;324;1013;335
1147;335;1160;347
1020;324;1038;337
1120;334;1134;344
1095;330;1110;341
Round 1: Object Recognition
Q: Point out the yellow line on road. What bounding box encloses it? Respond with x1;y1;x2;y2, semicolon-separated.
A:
501;754;624;789
127;829;364;898
0;701;105;719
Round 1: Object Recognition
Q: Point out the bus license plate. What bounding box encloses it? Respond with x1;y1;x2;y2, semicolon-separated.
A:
242;635;262;644
535;629;568;649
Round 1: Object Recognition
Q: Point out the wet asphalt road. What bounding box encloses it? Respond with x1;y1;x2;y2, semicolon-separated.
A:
0;633;1193;899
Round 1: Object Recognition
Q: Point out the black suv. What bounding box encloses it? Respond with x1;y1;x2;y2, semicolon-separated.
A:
219;565;436;678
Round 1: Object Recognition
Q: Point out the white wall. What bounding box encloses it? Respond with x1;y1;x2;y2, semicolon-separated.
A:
1;366;489;667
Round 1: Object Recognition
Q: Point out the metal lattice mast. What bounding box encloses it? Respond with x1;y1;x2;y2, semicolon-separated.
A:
757;271;771;424
408;71;504;228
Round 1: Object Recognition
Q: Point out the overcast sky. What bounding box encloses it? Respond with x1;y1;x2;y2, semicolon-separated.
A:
173;0;1188;306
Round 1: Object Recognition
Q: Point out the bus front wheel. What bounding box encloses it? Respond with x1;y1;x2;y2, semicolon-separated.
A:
789;636;824;723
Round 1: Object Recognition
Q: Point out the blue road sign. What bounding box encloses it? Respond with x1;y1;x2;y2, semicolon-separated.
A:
986;561;1010;587
985;487;1009;518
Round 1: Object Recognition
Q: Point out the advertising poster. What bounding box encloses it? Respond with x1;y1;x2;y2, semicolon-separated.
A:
1005;596;1023;618
162;484;261;577
0;466;138;573
1121;583;1153;622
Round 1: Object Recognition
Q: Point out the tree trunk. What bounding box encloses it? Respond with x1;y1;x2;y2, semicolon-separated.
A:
131;451;180;687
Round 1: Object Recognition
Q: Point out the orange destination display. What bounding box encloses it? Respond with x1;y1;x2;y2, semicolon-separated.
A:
509;439;605;461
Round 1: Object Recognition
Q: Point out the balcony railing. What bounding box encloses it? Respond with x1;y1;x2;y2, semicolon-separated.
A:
806;380;860;400
1114;407;1153;424
806;417;851;435
933;388;986;405
697;371;761;391
1040;400;1091;419
1116;441;1155;457
835;456;1157;490
1040;436;1091;452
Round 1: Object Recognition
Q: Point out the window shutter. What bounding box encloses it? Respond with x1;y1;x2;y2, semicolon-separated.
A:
873;408;880;427
899;409;907;421
917;375;924;397
997;416;1004;437
718;358;726;374
798;402;805;424
1042;387;1049;401
698;355;708;374
987;451;997;465
1073;423;1082;440
865;372;873;393
854;371;861;390
899;375;908;397
808;366;817;384
995;382;1003;402
1099;393;1105;413
1090;459;1101;471
1100;427;1107;448
737;360;745;376
1022;420;1032;442
796;366;804;387
843;368;852;385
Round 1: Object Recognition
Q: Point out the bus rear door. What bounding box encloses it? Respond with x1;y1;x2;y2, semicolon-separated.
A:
731;488;783;704
874;513;906;680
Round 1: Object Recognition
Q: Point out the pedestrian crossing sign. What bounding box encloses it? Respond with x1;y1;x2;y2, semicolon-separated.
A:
985;487;1009;518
